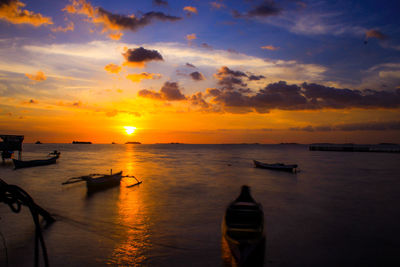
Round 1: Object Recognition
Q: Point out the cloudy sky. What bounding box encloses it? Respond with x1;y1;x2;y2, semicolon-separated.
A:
0;0;399;143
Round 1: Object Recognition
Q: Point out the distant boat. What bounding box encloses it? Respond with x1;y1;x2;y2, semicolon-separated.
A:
35;141;42;144
72;141;92;144
253;160;297;172
125;141;141;144
13;152;60;169
222;185;265;266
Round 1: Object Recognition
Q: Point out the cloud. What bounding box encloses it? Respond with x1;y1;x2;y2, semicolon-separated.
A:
105;109;141;117
104;63;121;74
210;2;225;9
51;21;74;32
153;0;168;6
214;66;249;89
248;74;265;81
183;6;198;15
201;43;213;50
206;72;400;113
25;70;46;81
126;72;161;82
0;0;53;26
247;1;281;17
186;33;197;41
138;81;186;101
122;47;163;68
261;45;279;51
63;0;181;40
365;29;387;40
186;63;196;68
190;71;205;81
290;121;400;132
189;92;209;108
301;83;400;109
22;99;38;104
234;1;281;18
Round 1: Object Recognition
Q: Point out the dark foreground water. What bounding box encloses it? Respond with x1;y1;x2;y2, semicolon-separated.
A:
1;144;399;266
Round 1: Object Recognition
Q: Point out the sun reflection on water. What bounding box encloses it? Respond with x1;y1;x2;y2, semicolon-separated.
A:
108;146;150;265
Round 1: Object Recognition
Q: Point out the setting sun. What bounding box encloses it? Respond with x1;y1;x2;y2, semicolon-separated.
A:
124;126;136;135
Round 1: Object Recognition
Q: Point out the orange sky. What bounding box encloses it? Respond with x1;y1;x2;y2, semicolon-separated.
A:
0;0;399;144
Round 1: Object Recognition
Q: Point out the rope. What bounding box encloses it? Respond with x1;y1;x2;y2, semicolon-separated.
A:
0;179;54;267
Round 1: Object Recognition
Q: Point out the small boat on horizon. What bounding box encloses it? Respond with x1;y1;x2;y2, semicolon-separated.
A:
13;151;60;169
222;185;265;266
253;160;297;172
72;141;92;144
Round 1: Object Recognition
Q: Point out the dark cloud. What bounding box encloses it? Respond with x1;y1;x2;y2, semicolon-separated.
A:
302;83;400;109
214;66;266;90
189;92;209;108
233;1;281;18
137;89;162;99
247;1;281;17
153;0;168;6
201;43;213;50
208;77;400;113
365;29;387;40
138;82;186;101
190;71;205;81
186;63;196;68
290;121;400;132
161;82;186;100
122;47;163;67
97;9;181;31
248;74;266;81
215;66;248;89
64;0;180;39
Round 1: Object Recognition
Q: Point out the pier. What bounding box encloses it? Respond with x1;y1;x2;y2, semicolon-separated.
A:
309;143;400;153
0;134;24;161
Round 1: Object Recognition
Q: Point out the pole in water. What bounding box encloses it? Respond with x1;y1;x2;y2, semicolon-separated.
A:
110;169;112;175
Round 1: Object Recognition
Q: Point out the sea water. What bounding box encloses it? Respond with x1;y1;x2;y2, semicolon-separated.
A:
0;144;399;266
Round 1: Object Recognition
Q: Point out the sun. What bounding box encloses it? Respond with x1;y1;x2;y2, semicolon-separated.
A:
124;126;136;135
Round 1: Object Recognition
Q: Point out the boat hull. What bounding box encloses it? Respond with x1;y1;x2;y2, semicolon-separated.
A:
13;156;59;169
86;171;123;192
253;160;297;172
222;186;265;266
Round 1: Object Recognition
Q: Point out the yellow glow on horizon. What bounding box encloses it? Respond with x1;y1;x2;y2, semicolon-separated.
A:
124;126;136;135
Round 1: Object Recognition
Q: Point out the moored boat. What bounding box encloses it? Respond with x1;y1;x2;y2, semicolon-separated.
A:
62;170;124;192
85;171;123;192
222;185;265;266
13;152;60;169
253;160;297;172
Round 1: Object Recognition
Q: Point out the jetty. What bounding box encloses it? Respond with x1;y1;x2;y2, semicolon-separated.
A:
309;143;400;153
0;134;24;161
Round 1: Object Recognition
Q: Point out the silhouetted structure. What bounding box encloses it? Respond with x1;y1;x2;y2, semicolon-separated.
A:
309;143;400;153
0;134;24;161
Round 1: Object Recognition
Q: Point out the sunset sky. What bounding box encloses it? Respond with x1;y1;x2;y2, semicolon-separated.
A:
0;0;399;144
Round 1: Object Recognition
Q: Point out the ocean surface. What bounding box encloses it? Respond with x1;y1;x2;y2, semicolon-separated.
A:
0;144;399;266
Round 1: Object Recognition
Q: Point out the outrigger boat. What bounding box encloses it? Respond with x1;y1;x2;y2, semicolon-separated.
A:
222;185;265;266
62;170;142;192
253;160;297;172
13;151;60;169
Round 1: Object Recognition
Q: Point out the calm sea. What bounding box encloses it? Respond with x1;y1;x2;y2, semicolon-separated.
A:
1;144;399;266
